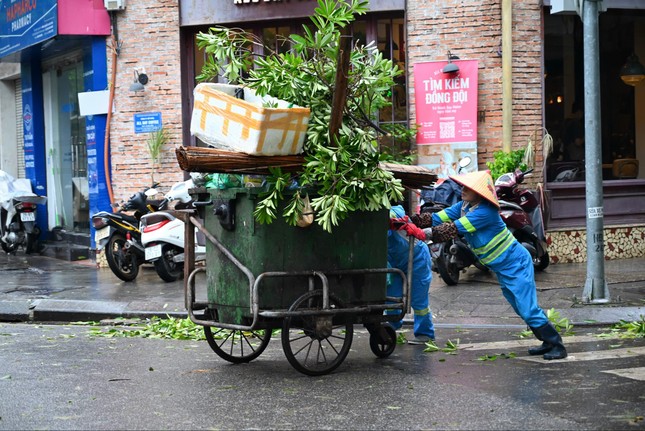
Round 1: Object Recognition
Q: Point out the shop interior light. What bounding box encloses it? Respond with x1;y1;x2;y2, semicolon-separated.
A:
620;54;645;87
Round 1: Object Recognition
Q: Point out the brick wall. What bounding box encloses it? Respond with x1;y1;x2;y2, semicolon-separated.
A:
106;0;184;202
407;0;546;185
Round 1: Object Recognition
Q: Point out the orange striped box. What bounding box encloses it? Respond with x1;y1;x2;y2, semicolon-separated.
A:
190;83;311;156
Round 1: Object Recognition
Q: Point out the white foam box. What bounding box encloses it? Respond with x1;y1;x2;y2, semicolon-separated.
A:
190;83;311;156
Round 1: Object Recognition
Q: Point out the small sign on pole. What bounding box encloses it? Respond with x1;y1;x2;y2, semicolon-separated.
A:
134;112;162;134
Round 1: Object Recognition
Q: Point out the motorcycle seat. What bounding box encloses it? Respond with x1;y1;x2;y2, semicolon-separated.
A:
498;199;523;211
115;213;140;225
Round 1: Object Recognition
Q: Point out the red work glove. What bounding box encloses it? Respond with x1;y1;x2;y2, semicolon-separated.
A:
390;216;426;240
402;222;427;240
389;216;410;231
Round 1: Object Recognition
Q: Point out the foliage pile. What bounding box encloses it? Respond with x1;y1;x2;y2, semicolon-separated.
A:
196;0;409;232
84;316;206;340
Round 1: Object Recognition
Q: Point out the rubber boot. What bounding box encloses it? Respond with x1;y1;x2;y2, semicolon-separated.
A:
534;323;567;360
527;326;552;356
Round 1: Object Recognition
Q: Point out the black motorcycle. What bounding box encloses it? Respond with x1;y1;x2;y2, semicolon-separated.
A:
92;186;160;282
419;179;487;286
0;172;47;255
0;194;47;255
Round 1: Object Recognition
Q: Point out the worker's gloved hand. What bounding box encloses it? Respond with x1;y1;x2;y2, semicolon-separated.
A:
401;222;427;240
422;227;433;239
411;212;433;228
389;216;410;231
432;222;458;243
390;216;426;240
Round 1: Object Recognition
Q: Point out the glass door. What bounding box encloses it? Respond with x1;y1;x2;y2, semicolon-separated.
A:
44;60;88;232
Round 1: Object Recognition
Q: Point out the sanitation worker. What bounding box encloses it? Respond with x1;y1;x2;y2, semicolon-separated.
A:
387;205;435;345
412;171;567;360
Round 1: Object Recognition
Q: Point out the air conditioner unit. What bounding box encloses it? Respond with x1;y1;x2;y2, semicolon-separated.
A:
550;0;578;15
550;0;605;15
104;0;126;11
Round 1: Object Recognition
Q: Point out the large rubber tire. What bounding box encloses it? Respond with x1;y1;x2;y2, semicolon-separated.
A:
281;290;353;376
153;244;184;282
1;240;17;254
105;232;140;282
436;243;460;286
369;325;397;358
535;251;550;271
25;227;43;255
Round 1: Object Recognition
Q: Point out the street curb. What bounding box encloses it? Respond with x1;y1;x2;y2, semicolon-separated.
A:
1;299;643;327
24;299;186;323
0;300;33;322
559;306;645;326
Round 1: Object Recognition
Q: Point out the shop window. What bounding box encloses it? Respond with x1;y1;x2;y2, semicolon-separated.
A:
544;11;642;182
376;17;408;159
262;26;291;55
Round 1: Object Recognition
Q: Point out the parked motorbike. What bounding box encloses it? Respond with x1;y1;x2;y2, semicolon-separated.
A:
139;178;206;282
420;179;487;285
495;168;550;271
92;185;160;282
419;157;487;285
0;170;47;255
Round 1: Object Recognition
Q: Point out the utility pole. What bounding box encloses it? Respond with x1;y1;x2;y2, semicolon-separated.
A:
581;0;610;303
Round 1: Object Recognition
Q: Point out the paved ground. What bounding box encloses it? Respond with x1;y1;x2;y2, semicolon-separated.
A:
0;253;643;327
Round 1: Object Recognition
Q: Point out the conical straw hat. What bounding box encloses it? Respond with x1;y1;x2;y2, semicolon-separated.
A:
449;170;500;208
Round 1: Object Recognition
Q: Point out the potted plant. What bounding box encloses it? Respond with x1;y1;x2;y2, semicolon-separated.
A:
146;127;168;185
195;0;411;232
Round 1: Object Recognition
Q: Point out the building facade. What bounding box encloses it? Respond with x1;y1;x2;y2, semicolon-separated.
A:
1;0;644;263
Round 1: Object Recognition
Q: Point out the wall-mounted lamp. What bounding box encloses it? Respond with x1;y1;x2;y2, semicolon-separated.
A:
620;54;645;87
442;51;460;74
129;68;149;92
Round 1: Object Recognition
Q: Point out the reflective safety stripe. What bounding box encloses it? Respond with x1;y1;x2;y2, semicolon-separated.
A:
479;232;515;265
473;228;512;255
414;307;430;316
457;216;476;233
437;210;451;223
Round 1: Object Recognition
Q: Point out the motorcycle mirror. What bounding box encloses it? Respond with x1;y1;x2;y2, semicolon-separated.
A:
458;156;472;169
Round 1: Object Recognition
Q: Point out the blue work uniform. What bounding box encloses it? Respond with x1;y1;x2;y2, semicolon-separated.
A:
387;206;435;339
432;200;548;328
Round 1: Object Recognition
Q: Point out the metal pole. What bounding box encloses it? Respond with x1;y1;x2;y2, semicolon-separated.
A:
501;0;512;153
581;0;610;303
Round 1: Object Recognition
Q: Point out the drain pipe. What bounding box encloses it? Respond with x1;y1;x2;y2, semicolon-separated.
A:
501;0;512;152
104;12;120;206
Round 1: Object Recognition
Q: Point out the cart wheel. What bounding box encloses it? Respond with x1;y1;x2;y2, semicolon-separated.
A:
369;325;396;358
204;325;271;364
281;289;353;376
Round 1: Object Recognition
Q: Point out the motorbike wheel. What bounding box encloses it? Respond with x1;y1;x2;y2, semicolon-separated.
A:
1;240;17;254
535;251;550;271
105;232;140;282
25;227;44;255
436;243;460;286
153;244;184;282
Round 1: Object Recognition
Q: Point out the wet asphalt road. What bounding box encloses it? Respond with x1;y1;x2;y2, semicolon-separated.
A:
1;322;644;430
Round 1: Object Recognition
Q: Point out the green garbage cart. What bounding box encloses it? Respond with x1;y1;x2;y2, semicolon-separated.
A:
183;187;413;376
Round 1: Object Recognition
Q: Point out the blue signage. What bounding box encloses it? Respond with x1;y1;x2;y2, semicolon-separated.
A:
134;112;163;134
0;0;58;58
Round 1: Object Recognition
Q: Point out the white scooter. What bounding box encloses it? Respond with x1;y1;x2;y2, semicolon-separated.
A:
139;178;206;282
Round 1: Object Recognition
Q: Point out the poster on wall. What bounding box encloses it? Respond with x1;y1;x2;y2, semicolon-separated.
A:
413;59;478;179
